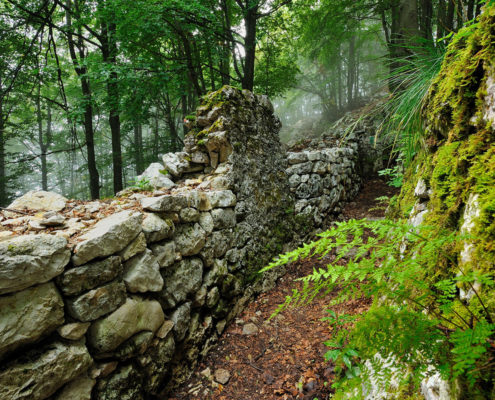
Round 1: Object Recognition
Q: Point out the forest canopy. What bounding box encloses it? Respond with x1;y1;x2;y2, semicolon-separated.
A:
0;0;481;204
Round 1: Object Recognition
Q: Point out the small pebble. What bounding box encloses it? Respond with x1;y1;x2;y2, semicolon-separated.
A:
214;368;231;385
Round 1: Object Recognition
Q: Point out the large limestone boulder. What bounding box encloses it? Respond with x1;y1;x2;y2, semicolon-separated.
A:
123;249;164;293
4;190;67;217
57;256;122;296
88;297;164;354
0;282;64;360
0;340;93;400
0;234;70;295
72;210;143;266
137;163;176;189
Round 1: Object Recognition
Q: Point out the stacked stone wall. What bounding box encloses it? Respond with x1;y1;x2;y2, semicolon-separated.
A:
0;87;361;400
286;148;360;229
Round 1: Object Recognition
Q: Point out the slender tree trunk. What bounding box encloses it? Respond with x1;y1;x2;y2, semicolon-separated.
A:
220;0;232;85
165;94;179;152
178;34;203;97
446;0;455;32
389;0;420;91
101;16;123;194
347;36;355;107
192;39;207;93
66;0;100;199
81;78;100;198
133;121;144;175
0;89;6;206
437;0;447;40
467;0;475;20
153;110;159;159
36;84;48;191
181;93;188;137
420;0;433;42
242;1;258;91
207;45;216;91
474;0;482;18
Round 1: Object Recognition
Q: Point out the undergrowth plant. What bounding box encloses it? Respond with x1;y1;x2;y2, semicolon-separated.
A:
128;177;153;192
375;41;445;188
261;218;494;398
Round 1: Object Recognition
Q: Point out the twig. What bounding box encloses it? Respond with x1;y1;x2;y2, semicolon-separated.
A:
245;362;263;372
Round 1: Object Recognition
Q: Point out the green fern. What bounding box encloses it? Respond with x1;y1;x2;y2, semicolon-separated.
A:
262;218;494;397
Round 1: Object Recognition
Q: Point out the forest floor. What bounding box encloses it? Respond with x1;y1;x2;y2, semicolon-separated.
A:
167;178;398;400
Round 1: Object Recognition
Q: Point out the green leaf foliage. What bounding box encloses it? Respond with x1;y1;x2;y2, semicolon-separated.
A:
262;218;494;397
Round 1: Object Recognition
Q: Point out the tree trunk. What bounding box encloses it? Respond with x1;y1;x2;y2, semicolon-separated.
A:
420;0;433;42
66;0;100;199
36;84;48;191
192;39;207;93
101;15;123;194
133;121;144;175
153;110;160;159
242;1;258;91
207;45;216;91
81;78;100;199
347;36;355;107
165;94;179;152
220;0;232;85
446;0;455;32
178;33;204;98
0;88;6;206
336;44;342;110
437;0;447;40
467;0;475;20
389;0;420;91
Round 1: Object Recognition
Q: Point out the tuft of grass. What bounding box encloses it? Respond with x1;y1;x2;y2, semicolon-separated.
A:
378;41;446;167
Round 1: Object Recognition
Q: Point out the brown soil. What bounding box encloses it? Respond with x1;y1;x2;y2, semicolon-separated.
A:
167;178;398;400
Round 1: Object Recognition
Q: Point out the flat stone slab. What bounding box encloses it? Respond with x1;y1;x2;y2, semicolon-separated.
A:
140;194;188;213
0;340;92;400
72;210;143;266
5;190;67;217
67;280;127;322
0;234;70;295
57;256;122;296
0;282;64;360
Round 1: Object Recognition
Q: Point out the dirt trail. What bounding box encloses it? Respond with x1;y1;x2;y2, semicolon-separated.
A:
168;178;398;400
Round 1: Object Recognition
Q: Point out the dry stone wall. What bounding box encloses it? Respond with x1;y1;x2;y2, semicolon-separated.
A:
0;87;361;400
286;148;360;229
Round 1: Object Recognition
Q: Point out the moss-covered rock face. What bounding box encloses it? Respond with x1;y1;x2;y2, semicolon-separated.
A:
399;5;495;266
424;6;495;142
395;7;495;396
